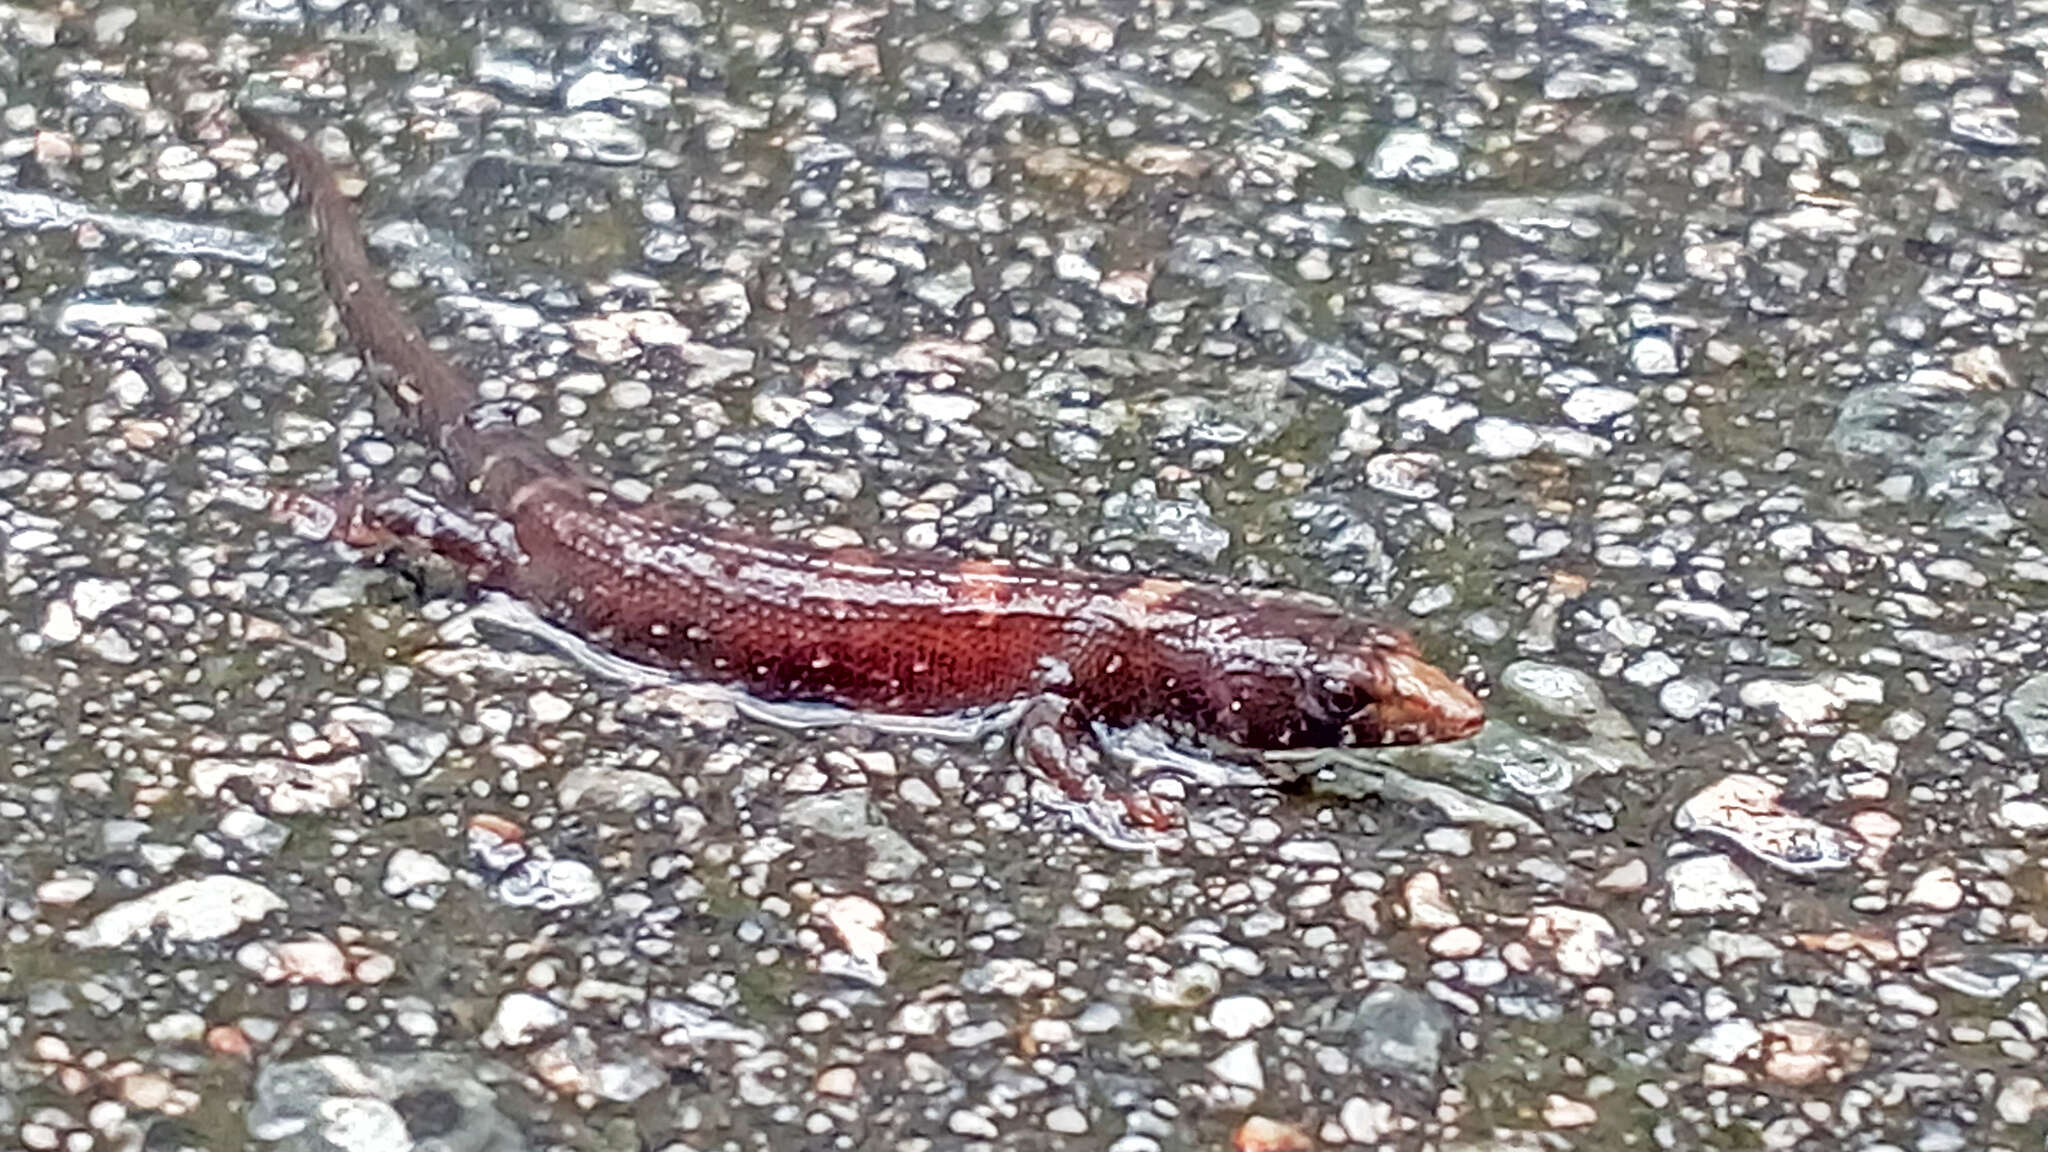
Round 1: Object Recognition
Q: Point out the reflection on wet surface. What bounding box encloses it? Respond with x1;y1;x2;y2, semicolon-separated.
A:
4;0;2048;1148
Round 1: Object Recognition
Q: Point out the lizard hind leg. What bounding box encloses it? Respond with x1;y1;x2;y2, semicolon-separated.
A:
1013;694;1182;850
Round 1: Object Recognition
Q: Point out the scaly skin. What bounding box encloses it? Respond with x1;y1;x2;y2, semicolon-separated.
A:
242;107;1484;831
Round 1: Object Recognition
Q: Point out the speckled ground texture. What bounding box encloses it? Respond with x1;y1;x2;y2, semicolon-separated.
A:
4;0;2048;1149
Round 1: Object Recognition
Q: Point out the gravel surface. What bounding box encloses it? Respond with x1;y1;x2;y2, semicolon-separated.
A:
4;1;2048;1149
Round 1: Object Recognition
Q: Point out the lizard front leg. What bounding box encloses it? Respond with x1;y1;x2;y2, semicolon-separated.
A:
1014;694;1180;847
272;486;522;583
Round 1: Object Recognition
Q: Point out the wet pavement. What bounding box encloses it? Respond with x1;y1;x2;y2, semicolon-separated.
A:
4;0;2048;1149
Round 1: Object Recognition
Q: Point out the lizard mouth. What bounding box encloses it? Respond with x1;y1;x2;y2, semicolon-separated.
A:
1352;649;1486;745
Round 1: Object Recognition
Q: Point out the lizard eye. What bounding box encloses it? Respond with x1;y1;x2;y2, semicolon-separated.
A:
1321;677;1363;719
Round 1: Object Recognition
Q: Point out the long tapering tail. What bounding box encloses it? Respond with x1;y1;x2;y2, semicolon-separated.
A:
242;107;478;441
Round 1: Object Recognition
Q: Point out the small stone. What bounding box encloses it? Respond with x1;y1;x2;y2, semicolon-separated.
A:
1760;1019;1856;1086
1665;854;1762;916
1999;799;2048;831
527;691;573;724
1401;872;1460;929
496;858;602;909
485;992;567;1048
42;600;81;644
237;936;351;985
1047;1105;1090;1135
1675;773;1863;874
1762;35;1811;73
1351;986;1450;1078
1543;1095;1598;1128
1470;417;1541;459
1996;1076;2048;1124
1561;385;1638;425
1210;995;1275;1040
1429;926;1484;958
1659;677;1716;719
1340;1097;1394;1143
1692;1018;1763;1063
118;1071;174;1112
71;876;286;948
1526;906;1623;977
1596;858;1650;891
1204;8;1261;37
382;848;453;897
1738;673;1884;731
1904;866;1964;911
1630;334;1681;376
1368;129;1459;182
71;578;133;621
1151;961;1223;1007
816;895;891;969
1209;1040;1265;1090
36;875;96;906
609;378;653;409
1234;1116;1313;1151
1277;838;1342;865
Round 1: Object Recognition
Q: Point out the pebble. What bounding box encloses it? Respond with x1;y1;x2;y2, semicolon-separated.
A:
1674;774;1864;874
1561;385;1638;425
557;766;684;811
382;848;453;897
1629;334;1682;376
1738;673;1884;731
1276;838;1342;866
816;895;891;969
1204;7;1261;37
1526;906;1623;977
71;875;286;948
70;577;132;620
1999;799;2048;831
2004;672;2048;754
1340;1097;1394;1144
1210;995;1275;1039
1904;866;1964;911
1760;1020;1849;1085
1542;1095;1598;1128
218;808;290;854
527;691;573;724
1401;872;1461;930
1665;855;1763;916
36;875;96;906
1660;677;1717;719
1351;986;1450;1078
237;936;351;984
1470;417;1541;459
1762;35;1811;72
485;992;567;1048
1046;1105;1090;1134
42;600;81;644
1692;1018;1762;1063
1429;926;1485;958
1368;128;1460;181
1235;1117;1313;1151
1209;1040;1265;1090
1151;961;1223;1007
496;858;602;909
1996;1076;2048;1124
1875;982;1939;1016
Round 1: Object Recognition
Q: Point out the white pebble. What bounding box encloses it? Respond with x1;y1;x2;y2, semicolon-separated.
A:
528;691;573;725
1208;1040;1265;1090
1630;334;1681;376
485;991;566;1047
1209;995;1275;1039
